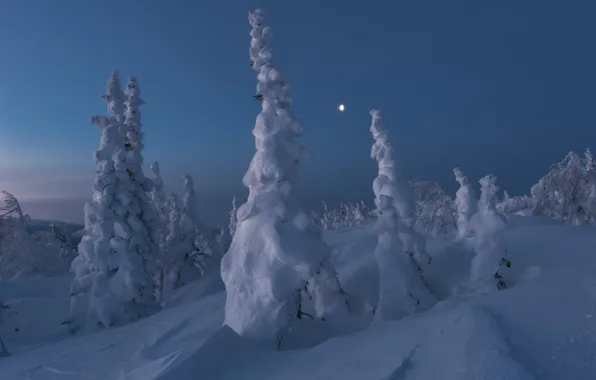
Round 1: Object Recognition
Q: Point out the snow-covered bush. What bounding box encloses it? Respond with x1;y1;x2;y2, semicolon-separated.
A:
0;191;76;280
369;110;435;320
311;201;369;231
496;194;535;215
531;151;594;224
469;174;511;291
408;179;456;236
221;9;353;348
228;196;238;238
69;72;159;330
453;167;476;239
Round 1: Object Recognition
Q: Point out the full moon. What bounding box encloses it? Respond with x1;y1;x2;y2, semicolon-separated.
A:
338;104;345;112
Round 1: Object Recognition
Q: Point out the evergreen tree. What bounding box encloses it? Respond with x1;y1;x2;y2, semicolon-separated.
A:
69;73;158;330
369;110;435;320
221;9;352;348
454;167;476;239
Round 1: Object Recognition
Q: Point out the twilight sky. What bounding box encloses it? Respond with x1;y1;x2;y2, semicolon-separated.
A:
0;0;594;225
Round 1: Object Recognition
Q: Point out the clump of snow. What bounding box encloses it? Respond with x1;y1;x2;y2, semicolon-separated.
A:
228;196;238;238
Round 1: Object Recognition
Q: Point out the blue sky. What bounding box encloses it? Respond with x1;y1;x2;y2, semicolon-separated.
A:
0;0;594;224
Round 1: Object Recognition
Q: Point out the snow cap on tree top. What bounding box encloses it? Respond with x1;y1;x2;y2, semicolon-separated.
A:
100;70;126;122
370;109;389;143
454;167;468;186
249;8;272;73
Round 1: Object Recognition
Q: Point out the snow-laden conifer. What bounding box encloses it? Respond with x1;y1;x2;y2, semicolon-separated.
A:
454;167;476;239
69;74;158;330
174;174;204;285
221;9;352;347
150;161;169;250
469;175;511;290
369;110;435;320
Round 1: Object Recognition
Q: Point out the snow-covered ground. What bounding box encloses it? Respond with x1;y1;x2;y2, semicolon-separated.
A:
1;215;595;379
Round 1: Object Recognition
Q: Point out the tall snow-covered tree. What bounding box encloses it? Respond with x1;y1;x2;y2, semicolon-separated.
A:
454;167;476;239
221;9;353;348
469;175;511;290
369;110;435;320
69;73;158;330
175;174;204;285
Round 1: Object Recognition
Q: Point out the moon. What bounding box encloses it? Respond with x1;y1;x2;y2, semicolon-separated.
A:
338;104;345;112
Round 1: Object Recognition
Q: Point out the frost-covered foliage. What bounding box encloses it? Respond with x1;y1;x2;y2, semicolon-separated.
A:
369;110;435;320
496;195;535;215
0;192;33;280
469;175;511;291
312;201;369;231
531;151;596;225
408;179;456;236
0;191;76;280
228;196;238;238
221;9;352;347
453;167;477;239
174;175;207;286
150;161;169;249
69;72;159;330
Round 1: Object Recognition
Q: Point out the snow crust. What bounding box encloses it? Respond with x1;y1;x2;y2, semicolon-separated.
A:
2;216;596;379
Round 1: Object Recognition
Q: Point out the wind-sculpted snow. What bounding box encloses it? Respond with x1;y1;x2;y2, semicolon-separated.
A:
1;216;596;379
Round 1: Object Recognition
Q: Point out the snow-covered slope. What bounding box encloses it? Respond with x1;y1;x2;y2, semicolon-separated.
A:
1;215;595;379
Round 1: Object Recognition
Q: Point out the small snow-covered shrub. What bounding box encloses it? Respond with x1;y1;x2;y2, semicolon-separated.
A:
311;201;369;231
408;179;456;236
496;195;535;215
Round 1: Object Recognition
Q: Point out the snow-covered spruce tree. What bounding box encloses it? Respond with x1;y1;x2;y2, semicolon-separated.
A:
229;196;238;238
69;74;158;330
221;9;353;348
369;110;435;320
174;174;206;285
453;167;477;239
150;161;169;244
469;175;511;291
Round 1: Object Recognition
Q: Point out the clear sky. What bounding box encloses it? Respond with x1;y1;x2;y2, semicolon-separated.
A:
0;0;594;225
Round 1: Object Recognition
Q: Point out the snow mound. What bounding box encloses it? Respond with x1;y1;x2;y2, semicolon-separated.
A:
1;215;596;379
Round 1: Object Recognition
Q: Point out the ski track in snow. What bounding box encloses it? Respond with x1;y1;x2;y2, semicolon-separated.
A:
1;215;596;379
